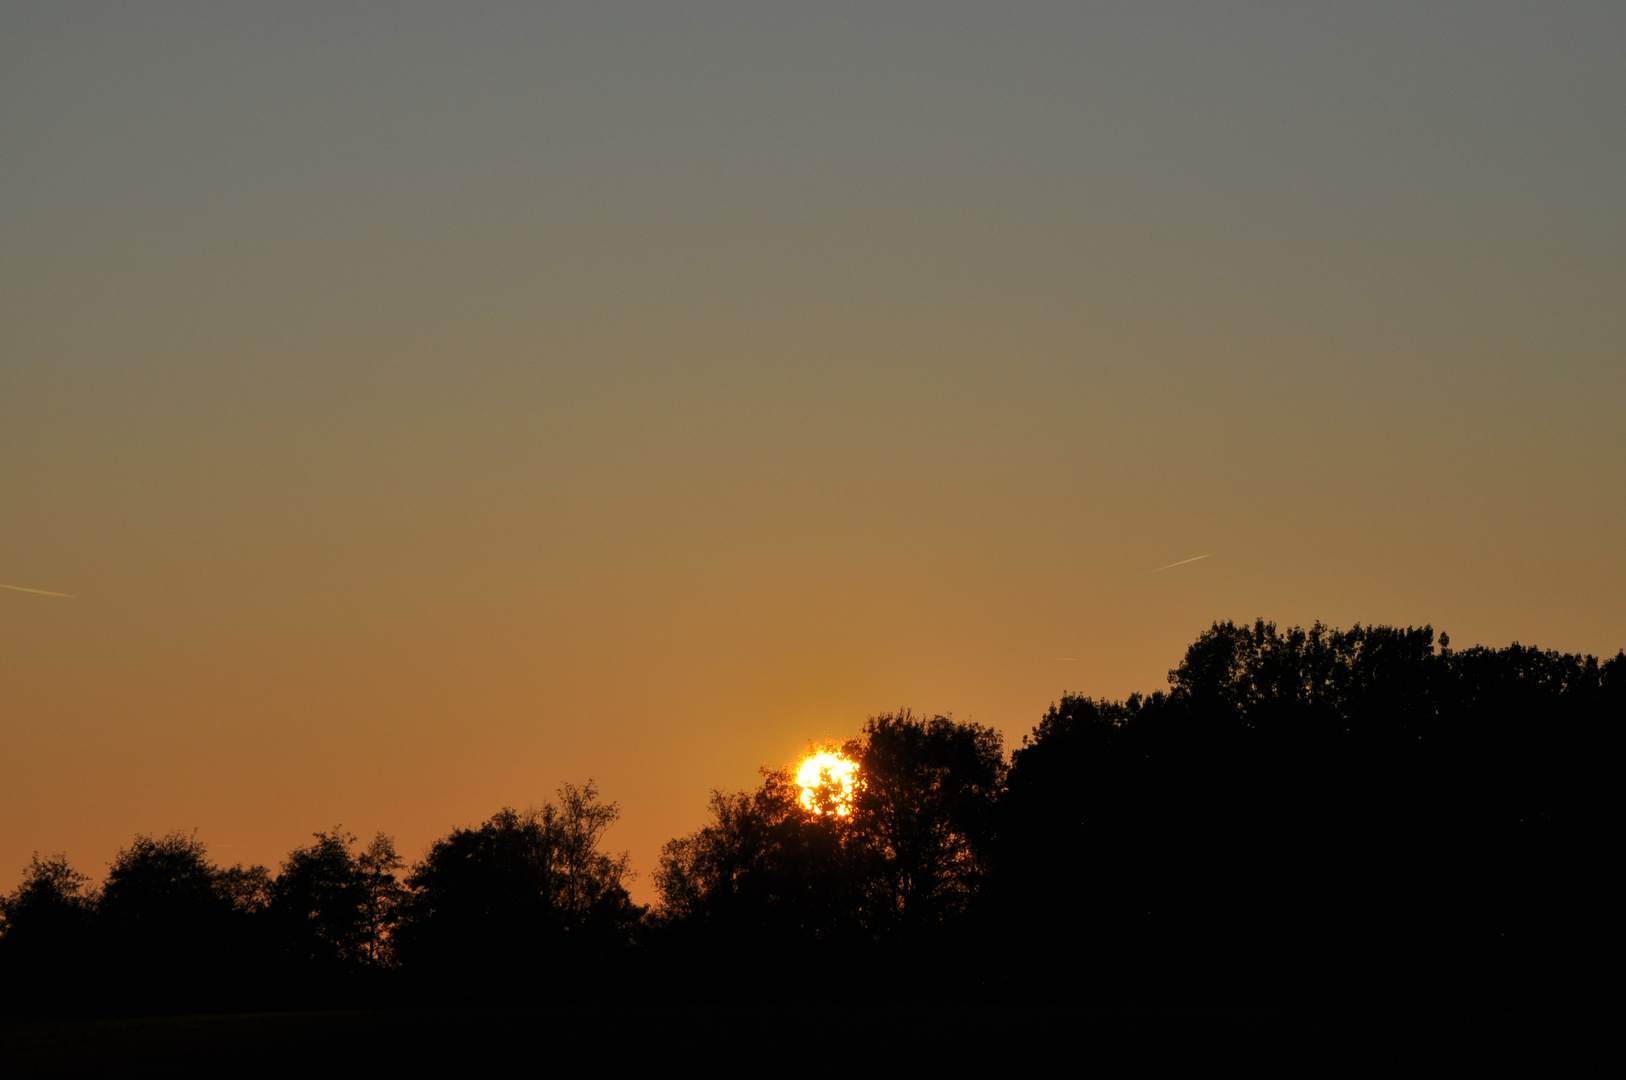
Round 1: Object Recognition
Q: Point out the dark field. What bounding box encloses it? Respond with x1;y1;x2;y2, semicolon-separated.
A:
0;1001;1614;1077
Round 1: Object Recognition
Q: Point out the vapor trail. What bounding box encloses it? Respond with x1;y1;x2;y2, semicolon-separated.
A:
1148;553;1213;573
0;582;79;598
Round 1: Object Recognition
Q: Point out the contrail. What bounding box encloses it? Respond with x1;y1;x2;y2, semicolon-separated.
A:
0;583;79;598
1149;553;1213;573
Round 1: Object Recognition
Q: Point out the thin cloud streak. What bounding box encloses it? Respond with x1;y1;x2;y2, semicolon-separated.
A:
1148;554;1213;574
0;582;79;598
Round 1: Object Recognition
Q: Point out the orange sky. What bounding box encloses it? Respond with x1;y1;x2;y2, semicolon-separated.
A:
3;5;1622;902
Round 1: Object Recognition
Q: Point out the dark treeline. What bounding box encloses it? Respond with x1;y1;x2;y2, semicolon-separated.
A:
2;621;1620;1015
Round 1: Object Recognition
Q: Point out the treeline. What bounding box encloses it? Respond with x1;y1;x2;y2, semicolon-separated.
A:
0;783;643;1014
2;621;1620;1013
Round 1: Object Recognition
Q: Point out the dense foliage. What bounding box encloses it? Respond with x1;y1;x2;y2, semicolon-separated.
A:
995;621;1623;998
396;782;641;986
654;711;1004;975
2;621;1619;1012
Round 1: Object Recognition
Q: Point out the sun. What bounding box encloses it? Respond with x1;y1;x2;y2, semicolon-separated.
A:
796;751;858;816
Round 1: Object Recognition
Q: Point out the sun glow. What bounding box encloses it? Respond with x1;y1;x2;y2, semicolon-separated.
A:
796;751;858;816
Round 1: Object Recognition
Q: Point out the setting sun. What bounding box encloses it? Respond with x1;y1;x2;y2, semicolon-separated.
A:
796;751;858;816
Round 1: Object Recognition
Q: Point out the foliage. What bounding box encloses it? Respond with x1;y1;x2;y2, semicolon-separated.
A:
655;711;1005;946
396;782;642;979
996;619;1625;997
98;832;228;929
2;620;1619;1010
0;853;94;944
656;766;858;941
854;712;1005;933
271;830;404;969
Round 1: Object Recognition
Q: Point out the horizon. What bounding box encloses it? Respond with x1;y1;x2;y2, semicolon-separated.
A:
5;617;1618;905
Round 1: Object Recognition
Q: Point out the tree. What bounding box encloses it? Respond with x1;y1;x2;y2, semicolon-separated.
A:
993;619;1626;999
547;783;639;940
216;863;274;916
0;853;94;940
655;767;859;944
396;782;641;984
99;831;229;932
93;831;272;1010
270;829;404;970
655;713;1006;954
356;834;406;966
851;712;1005;934
0;854;97;1013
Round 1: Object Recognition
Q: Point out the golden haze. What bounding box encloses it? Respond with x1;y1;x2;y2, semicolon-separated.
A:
1;7;1622;903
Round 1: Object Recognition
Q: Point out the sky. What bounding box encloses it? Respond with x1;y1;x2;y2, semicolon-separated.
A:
3;3;1622;901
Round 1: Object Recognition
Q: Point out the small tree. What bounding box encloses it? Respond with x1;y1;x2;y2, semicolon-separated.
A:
357;833;406;966
0;854;97;1011
215;863;274;916
546;782;639;939
655;770;857;941
0;853;94;944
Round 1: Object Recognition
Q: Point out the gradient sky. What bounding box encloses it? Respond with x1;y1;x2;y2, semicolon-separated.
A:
3;3;1622;901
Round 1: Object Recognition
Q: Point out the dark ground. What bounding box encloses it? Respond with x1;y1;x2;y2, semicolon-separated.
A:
1;1000;1616;1078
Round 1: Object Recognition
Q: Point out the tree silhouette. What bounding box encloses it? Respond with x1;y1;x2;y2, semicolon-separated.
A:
0;853;93;942
0;853;96;1010
656;766;861;946
395;782;641;988
852;712;1005;936
92;832;271;1010
993;620;1626;999
655;710;1005;986
270;830;404;971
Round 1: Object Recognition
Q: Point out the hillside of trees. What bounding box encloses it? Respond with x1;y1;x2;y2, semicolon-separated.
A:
3;620;1620;1015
